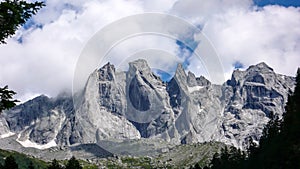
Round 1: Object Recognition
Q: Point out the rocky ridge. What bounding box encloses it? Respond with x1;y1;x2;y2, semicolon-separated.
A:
0;59;295;153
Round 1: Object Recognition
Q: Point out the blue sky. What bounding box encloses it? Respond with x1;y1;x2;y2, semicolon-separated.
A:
152;69;173;82
254;0;300;7
0;0;299;102
233;61;244;69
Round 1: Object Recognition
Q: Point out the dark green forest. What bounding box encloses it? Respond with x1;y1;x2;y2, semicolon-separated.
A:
0;150;84;169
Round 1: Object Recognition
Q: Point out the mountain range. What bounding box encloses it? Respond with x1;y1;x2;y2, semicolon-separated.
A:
0;59;295;156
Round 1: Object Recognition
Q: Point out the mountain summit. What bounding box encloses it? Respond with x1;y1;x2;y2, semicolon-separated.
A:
0;60;295;153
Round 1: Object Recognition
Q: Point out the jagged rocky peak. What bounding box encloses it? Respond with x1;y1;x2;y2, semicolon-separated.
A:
246;62;276;84
129;59;151;74
0;59;295;152
128;59;163;87
229;69;245;86
98;62;116;81
175;63;186;76
187;71;197;87
229;62;276;86
172;63;188;85
221;62;296;148
187;71;211;87
247;62;274;72
196;76;211;86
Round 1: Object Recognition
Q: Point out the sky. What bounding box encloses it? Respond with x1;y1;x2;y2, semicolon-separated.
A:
0;0;300;102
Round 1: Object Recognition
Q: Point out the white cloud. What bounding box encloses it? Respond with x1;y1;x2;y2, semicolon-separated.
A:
202;5;300;77
141;0;177;12
169;0;300;80
0;0;299;102
105;35;183;72
171;0;253;24
0;0;145;102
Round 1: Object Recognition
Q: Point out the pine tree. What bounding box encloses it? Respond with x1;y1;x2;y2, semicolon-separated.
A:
280;68;300;169
28;161;35;169
248;113;283;169
210;152;222;169
0;85;19;113
194;163;201;169
4;155;18;169
0;0;44;44
65;156;82;169
47;159;64;169
0;0;44;112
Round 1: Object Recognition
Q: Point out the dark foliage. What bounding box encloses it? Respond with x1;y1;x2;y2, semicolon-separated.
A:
209;146;245;169
4;155;18;169
0;0;44;44
47;159;64;169
0;85;19;113
65;156;82;169
28;161;34;169
0;0;44;112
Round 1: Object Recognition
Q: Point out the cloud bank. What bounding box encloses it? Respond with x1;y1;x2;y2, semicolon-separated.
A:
0;0;299;102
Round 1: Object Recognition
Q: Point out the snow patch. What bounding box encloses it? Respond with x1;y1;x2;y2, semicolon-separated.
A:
198;105;204;112
187;86;204;93
16;132;57;149
0;132;15;138
16;138;57;149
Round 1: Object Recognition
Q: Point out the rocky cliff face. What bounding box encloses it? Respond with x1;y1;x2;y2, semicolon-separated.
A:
0;94;74;147
0;60;295;150
219;63;294;147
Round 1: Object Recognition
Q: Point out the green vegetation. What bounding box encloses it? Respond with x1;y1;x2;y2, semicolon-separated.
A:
47;159;63;169
156;142;224;168
0;0;44;44
0;138;224;168
0;149;95;169
65;156;82;169
0;0;44;113
0;149;47;169
3;155;19;169
0;85;19;113
121;156;152;168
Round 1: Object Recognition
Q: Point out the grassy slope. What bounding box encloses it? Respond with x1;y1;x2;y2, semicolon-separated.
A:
0;141;225;169
0;149;48;169
155;142;224;168
95;142;225;168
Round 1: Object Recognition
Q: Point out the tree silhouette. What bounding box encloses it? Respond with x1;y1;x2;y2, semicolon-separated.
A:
47;159;64;169
4;155;18;169
28;161;35;169
209;146;245;169
0;85;19;113
279;68;300;169
65;156;82;169
0;0;44;44
0;0;44;112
